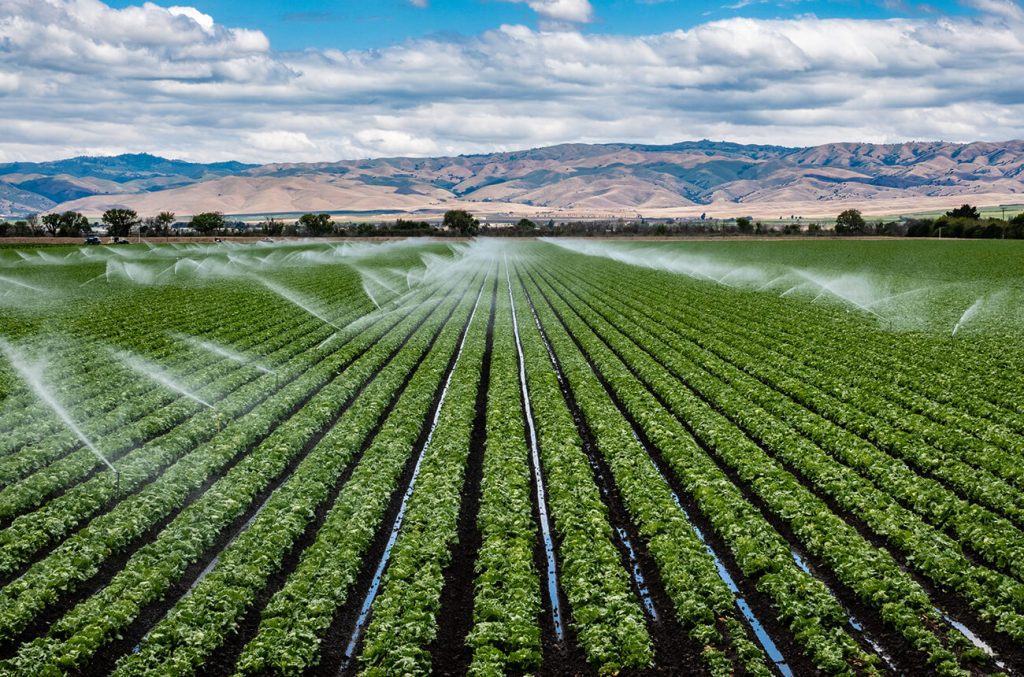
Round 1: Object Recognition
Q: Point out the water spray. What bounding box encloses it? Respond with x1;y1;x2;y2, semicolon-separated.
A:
952;297;985;336
260;279;341;331
175;334;275;376
113;348;215;408
0;339;120;489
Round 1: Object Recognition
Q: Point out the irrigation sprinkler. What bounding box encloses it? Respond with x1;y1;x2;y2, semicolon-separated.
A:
0;339;120;485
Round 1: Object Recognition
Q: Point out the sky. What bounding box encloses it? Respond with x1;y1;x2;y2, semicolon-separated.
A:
0;0;1022;164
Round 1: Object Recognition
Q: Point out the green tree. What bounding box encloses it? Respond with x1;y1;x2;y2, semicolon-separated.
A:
946;204;980;220
443;209;479;236
835;209;866;235
142;212;174;237
191;212;225;234
102;208;140;237
41;211;89;237
298;213;334;236
153;211;175;235
262;217;284;236
516;217;537;231
735;216;754;234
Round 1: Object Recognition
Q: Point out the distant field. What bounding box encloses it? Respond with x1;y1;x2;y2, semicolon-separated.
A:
0;238;1022;675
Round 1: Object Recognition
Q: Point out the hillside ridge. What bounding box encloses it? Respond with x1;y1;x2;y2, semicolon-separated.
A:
5;140;1024;219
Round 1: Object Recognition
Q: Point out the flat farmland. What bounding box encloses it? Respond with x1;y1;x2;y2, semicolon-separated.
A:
0;237;1022;676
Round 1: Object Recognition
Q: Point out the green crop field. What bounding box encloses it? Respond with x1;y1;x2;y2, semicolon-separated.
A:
0;237;1022;676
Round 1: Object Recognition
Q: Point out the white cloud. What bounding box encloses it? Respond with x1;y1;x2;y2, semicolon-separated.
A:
245;130;316;153
504;0;594;23
167;5;215;32
3;0;1024;163
0;72;20;94
962;0;1024;22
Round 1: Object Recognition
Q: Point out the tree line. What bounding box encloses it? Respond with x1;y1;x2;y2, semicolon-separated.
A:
0;208;488;239
3;204;1022;240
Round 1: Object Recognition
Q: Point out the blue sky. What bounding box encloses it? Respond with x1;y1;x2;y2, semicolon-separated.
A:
1;0;1022;163
102;0;978;51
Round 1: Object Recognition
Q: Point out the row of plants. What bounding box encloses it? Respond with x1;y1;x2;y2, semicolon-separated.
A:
568;263;1024;578
0;277;461;645
567;263;1024;616
0;284;352;473
720;295;1024;456
653;279;1024;507
533;262;984;672
0;280;320;451
518;267;880;673
108;276;485;676
465;276;544;675
357;277;494;674
0;307;369;580
517;268;772;676
0;309;319;483
0;313;336;519
0;298;224;447
709;270;1024;438
0;273;405;577
661;300;1024;565
508;270;654;673
226;277;489;676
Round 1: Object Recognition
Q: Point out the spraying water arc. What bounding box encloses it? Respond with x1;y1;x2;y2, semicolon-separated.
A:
113;349;215;408
260;279;341;331
0;339;120;487
952;297;985;336
175;334;275;375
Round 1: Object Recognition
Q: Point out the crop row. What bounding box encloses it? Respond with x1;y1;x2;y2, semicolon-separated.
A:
525;262;985;673
508;267;653;672
517;266;882;673
550;258;1024;645
0;312;341;520
0;276;353;450
0;285;352;474
109;272;485;676
229;273;489;676
630;270;1024;508
356;274;494;674
464;272;544;675
0;274;461;652
515;268;774;675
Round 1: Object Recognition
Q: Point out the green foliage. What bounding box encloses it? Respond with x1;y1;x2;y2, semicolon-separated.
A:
946;204;980;220
298;212;334;236
142;211;175;236
443;209;480;236
41;211;90;237
835;208;866;235
101;208;139;237
1;239;1023;677
736;216;754;233
190;211;225;234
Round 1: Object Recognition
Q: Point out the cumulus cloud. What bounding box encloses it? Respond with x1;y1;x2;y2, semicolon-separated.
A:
504;0;595;22
3;0;1024;163
245;130;316;153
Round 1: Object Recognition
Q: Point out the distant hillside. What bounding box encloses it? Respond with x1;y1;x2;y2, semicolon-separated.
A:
0;154;256;215
5;142;1024;219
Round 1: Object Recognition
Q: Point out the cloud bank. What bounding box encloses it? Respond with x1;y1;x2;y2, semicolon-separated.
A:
1;0;1024;163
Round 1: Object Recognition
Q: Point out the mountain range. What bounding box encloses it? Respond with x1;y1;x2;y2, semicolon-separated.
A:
3;140;1024;220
